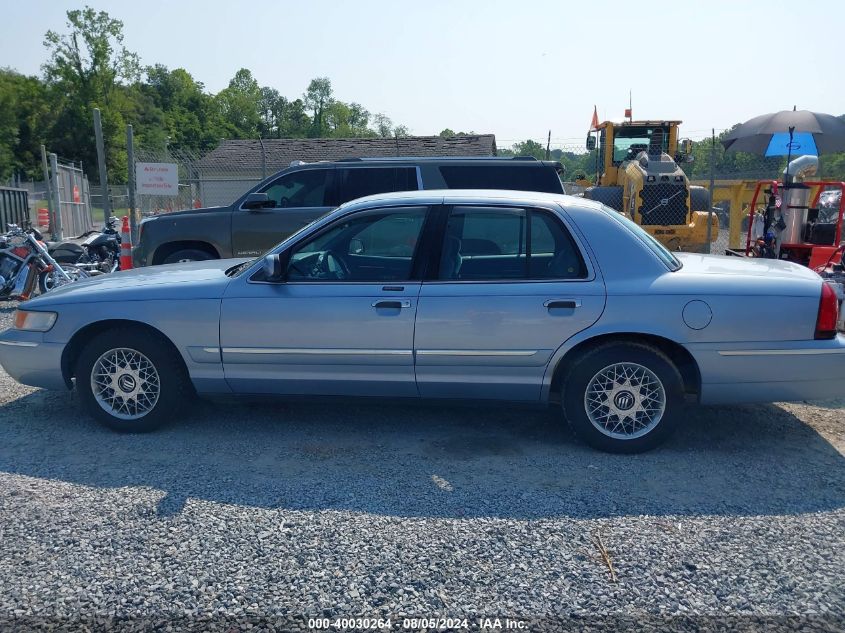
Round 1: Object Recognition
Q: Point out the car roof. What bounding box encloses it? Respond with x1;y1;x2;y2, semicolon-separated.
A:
292;156;561;168
338;189;583;211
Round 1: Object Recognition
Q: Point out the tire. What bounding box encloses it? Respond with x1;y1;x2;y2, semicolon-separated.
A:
561;342;685;453
584;186;624;212
38;265;89;295
690;186;711;212
74;327;191;432
163;248;213;264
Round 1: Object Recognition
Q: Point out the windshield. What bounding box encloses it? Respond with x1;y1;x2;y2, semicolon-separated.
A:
612;126;669;164
599;205;682;271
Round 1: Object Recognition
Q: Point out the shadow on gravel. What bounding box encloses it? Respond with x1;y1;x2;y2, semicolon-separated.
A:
0;388;843;520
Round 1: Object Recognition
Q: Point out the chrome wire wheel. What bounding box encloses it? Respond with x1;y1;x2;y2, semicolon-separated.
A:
584;362;666;440
90;347;161;421
40;265;88;293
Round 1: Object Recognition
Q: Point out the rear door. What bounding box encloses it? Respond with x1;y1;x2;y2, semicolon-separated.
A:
414;203;605;401
336;166;421;204
231;167;335;257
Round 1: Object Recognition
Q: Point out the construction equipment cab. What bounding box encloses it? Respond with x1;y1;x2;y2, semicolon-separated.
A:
582;120;718;252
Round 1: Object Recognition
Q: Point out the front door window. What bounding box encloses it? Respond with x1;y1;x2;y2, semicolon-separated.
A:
261;169;330;208
287;207;428;282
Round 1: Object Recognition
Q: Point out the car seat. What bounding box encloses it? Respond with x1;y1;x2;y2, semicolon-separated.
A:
440;235;463;279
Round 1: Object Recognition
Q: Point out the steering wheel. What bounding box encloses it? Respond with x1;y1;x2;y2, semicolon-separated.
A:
277;196;290;209
310;251;350;279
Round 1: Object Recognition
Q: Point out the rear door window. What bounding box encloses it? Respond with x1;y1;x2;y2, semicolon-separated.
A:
438;165;563;193
338;167;419;204
437;206;586;281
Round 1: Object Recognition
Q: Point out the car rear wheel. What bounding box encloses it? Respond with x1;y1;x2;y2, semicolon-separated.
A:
163;248;213;264
561;342;684;453
75;328;190;432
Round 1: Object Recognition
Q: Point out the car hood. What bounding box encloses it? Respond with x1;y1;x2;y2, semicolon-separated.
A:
144;205;228;218
25;258;249;307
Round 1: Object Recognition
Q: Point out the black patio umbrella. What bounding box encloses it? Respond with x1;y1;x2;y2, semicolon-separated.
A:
722;109;845;156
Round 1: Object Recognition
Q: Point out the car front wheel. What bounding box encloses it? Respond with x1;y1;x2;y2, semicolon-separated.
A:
75;328;190;432
562;342;685;453
163;249;213;264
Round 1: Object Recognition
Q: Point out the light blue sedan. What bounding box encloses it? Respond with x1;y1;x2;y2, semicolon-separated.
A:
1;191;843;452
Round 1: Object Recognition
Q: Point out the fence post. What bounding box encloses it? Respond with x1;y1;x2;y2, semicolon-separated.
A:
126;124;138;243
40;144;56;239
258;136;267;180
706;128;716;254
93;108;111;224
49;153;64;241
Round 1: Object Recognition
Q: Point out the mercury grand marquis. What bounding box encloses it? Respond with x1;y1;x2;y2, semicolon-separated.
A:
1;190;843;452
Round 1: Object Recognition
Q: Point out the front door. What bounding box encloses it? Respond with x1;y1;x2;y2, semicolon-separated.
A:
230;167;335;257
221;205;431;397
414;204;606;401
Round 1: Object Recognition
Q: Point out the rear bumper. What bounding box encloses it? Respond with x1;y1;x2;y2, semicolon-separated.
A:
0;328;68;391
687;335;845;405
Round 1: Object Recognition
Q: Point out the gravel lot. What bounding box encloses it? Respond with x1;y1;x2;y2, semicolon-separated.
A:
1;299;844;631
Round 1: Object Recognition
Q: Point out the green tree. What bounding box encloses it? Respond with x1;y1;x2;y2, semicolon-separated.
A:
42;6;140;180
143;65;224;149
372;113;408;138
511;139;546;159
279;98;311;138
215;68;262;138
0;69;53;180
304;77;333;137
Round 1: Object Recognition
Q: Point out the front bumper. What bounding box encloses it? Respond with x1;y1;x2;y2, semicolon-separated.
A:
0;328;69;390
132;245;148;267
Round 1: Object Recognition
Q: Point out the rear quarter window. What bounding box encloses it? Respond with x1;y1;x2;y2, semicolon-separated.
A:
438;165;563;194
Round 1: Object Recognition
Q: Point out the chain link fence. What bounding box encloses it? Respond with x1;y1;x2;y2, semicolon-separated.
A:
12;155;95;239
133;146;234;216
537;137;845;256
127;134;845;257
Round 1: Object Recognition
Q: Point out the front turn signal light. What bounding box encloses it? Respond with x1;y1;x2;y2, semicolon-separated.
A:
13;310;57;332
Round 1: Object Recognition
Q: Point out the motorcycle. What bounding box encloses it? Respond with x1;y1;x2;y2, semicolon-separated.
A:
49;216;122;274
0;223;89;300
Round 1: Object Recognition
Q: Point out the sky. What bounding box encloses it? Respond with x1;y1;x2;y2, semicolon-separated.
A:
1;0;843;148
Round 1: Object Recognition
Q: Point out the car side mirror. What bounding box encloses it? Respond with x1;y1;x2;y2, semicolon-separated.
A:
243;192;272;210
262;251;290;281
586;134;597;151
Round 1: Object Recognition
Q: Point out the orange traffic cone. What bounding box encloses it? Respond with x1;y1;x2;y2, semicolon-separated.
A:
120;216;133;270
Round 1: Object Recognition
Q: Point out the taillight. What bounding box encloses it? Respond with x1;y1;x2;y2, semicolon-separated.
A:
815;282;839;340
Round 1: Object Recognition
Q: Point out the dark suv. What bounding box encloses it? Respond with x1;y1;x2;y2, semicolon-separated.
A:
134;156;564;265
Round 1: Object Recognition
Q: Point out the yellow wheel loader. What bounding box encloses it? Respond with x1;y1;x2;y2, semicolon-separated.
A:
579;120;718;252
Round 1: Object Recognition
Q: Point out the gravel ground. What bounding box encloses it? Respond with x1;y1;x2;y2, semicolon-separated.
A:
0;299;844;631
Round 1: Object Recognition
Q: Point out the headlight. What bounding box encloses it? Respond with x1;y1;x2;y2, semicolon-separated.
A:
13;310;57;332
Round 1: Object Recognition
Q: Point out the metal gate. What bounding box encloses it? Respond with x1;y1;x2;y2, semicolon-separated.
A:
54;162;93;238
0;187;29;230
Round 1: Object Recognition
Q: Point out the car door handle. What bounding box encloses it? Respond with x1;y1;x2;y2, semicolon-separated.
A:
372;300;411;309
544;299;581;309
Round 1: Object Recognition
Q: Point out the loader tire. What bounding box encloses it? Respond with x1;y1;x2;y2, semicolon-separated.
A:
584;186;624;212
690;186;711;212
